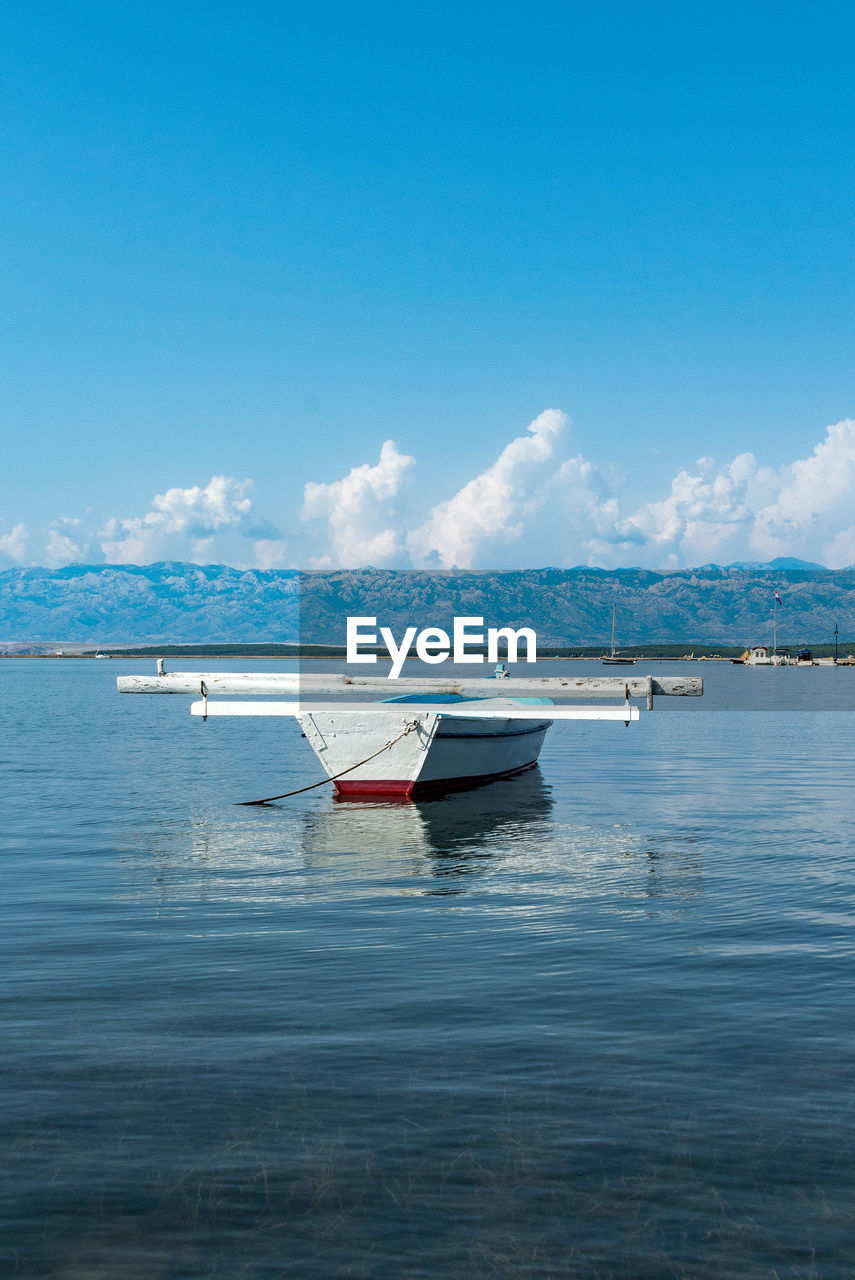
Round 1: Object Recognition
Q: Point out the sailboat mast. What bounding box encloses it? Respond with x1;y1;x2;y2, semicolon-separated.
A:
611;605;616;658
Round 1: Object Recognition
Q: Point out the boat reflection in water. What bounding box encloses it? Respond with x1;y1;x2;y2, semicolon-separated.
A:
120;769;556;905
302;766;555;893
121;766;702;917
302;768;703;913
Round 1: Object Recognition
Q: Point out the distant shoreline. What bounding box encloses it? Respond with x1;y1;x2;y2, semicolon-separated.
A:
4;641;853;661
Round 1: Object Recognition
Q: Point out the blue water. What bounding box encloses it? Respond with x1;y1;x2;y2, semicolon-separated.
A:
3;659;855;1278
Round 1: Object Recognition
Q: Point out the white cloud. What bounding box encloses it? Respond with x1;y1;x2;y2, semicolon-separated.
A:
100;475;254;564
751;419;855;563
23;475;284;571
295;410;855;571
44;530;84;567
0;522;27;562
39;516;91;567
574;418;855;569
16;413;855;573
585;452;770;567
548;454;622;550
300;440;415;567
822;526;855;568
251;538;290;570
408;409;567;567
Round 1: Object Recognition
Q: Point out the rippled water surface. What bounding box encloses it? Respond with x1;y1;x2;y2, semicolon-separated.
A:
3;659;855;1278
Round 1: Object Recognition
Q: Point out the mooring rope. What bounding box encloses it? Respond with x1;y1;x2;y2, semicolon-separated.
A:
236;719;420;806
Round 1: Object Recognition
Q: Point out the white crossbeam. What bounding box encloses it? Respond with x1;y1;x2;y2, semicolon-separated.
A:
188;700;640;721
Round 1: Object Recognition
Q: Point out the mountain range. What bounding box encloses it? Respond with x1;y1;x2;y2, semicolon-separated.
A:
2;562;855;649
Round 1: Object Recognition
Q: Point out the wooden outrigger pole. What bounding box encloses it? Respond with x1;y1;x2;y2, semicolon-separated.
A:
118;670;702;707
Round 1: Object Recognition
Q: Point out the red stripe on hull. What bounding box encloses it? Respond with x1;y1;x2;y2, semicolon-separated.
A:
334;758;538;800
334;778;415;798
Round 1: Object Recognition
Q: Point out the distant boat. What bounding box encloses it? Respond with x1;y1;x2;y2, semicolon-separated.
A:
742;588;798;665
601;606;636;665
745;590;791;665
744;644;791;666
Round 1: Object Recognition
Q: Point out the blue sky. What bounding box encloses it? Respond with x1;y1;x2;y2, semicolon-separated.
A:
2;1;855;570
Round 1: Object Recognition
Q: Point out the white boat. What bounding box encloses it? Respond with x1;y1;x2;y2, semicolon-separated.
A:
745;591;791;666
601;605;636;665
744;644;791;666
299;692;555;797
117;668;702;800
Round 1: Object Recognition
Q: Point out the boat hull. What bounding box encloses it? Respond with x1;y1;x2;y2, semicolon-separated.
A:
337;758;541;798
297;699;552;798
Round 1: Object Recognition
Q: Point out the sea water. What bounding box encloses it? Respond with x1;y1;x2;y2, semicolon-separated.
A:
2;658;855;1278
